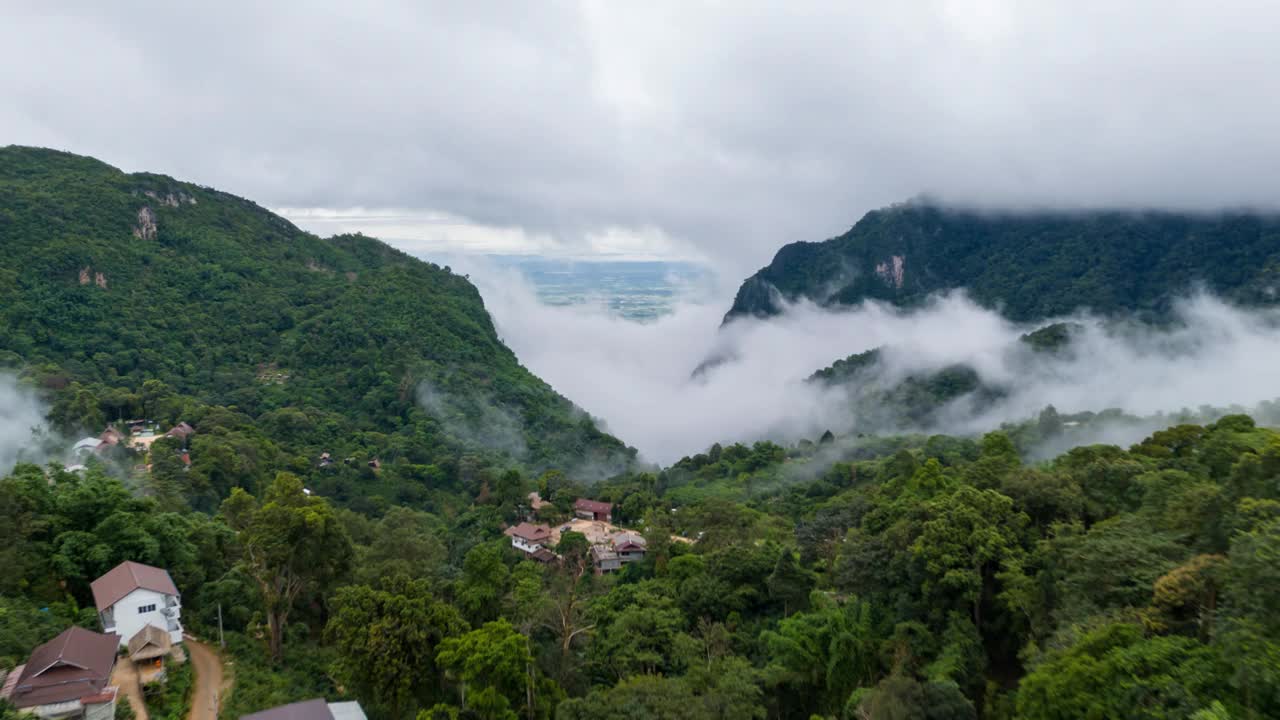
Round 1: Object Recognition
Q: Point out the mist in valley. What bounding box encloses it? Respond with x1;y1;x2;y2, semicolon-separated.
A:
461;262;1280;466
0;374;52;475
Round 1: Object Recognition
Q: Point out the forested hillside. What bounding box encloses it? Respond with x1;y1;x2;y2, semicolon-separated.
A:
0;146;632;509
5;408;1280;719
724;201;1280;324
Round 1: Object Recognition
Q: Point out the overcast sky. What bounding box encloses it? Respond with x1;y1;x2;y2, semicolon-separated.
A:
5;1;1280;275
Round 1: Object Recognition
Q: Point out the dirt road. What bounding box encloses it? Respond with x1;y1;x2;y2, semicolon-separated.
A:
184;636;229;720
109;660;149;720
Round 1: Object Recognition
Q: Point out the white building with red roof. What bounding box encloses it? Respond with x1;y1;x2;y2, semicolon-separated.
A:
503;522;553;554
89;561;183;648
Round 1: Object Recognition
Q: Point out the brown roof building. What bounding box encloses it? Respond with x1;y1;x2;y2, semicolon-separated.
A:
127;624;172;662
4;626;118;709
504;522;553;543
530;548;560;564
164;422;195;440
90;560;180;610
98;427;125;446
574;498;613;522
504;522;554;554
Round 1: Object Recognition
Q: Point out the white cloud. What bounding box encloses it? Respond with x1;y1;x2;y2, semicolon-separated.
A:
278;207;708;261
460;262;1280;464
0;375;49;475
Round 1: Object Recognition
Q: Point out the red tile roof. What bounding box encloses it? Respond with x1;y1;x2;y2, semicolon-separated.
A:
9;627;118;708
90;561;179;610
574;498;613;514
504;522;552;542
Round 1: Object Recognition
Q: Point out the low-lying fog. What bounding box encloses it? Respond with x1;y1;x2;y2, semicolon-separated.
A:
463;261;1280;465
0;374;49;474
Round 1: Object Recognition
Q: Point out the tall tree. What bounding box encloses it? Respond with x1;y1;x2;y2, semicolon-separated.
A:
326;577;467;718
539;532;599;688
766;548;814;616
436;619;532;719
228;473;353;662
912;486;1028;631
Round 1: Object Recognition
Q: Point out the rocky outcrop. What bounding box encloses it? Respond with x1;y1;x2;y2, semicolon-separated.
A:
874;255;905;288
78;266;107;288
132;207;157;240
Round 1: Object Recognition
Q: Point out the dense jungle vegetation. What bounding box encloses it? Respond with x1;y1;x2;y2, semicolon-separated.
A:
3;411;1280;719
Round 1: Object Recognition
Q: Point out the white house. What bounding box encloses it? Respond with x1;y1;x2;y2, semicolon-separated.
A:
90;561;183;648
503;522;553;554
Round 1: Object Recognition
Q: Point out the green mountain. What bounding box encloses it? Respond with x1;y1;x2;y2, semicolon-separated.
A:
0;146;632;504
725;200;1280;324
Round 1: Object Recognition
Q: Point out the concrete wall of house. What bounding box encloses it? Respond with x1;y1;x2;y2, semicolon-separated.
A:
84;697;117;720
30;698;83;718
510;536;544;554
106;588;182;646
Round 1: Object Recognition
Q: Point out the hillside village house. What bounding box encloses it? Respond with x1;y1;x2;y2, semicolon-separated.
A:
90;561;183;650
243;697;368;720
74;422;191;458
592;530;648;574
611;531;648;563
504;522;553;554
591;545;622;574
574;498;613;522
163;422;194;443
72;427;123;458
0;626;119;719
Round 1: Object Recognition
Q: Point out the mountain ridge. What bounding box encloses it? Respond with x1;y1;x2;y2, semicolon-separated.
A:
723;200;1280;325
0;145;634;499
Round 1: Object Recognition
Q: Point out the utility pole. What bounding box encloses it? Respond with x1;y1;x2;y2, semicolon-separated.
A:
217;603;225;648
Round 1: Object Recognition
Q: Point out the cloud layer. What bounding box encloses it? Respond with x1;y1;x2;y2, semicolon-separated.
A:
461;261;1280;464
6;3;1280;273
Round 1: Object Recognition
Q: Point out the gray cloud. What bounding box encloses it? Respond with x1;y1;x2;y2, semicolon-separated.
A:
5;2;1280;276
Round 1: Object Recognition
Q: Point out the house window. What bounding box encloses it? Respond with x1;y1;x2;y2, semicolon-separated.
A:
138;604;157;613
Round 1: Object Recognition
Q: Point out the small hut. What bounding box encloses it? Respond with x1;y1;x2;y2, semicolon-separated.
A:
127;625;172;680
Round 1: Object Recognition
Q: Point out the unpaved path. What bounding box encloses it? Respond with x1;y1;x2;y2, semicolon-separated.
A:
185;636;230;720
110;659;149;720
